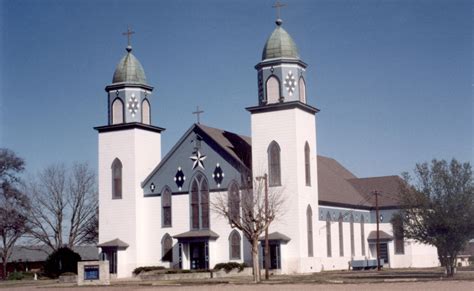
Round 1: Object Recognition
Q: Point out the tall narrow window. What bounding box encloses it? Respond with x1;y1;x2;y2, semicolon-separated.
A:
112;99;124;124
339;214;344;257
299;77;306;103
393;218;405;254
229;230;241;260
228;182;240;223
326;212;332;257
162;233;173;262
111;158;122;199
190;174;210;230
350;214;355;257
307;205;314;257
361;214;366;256
191;180;200;229
304;142;311;186
201;180;209;229
162;188;172;227
266;76;280;104
268;141;281;186
142;99;150;124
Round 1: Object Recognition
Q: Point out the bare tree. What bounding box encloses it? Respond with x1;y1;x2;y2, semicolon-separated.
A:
212;176;285;283
0;148;30;279
27;162;98;250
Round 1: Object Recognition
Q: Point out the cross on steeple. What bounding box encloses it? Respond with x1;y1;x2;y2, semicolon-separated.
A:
192;106;204;124
272;1;286;20
122;26;135;47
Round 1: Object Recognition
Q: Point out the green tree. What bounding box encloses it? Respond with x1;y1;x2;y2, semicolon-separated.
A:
397;159;474;277
0;148;30;279
43;247;81;278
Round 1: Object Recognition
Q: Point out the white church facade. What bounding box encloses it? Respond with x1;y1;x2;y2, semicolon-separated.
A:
96;17;439;278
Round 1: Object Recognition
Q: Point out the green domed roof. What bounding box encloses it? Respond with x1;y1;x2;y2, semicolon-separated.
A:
112;46;147;84
262;21;299;60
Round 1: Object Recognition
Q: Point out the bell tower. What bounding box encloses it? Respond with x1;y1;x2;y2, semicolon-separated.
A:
95;29;165;278
247;15;320;273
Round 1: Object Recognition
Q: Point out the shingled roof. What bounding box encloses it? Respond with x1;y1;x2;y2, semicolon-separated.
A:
156;124;403;209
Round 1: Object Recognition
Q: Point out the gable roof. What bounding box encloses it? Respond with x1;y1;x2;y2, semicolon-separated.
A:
143;124;402;209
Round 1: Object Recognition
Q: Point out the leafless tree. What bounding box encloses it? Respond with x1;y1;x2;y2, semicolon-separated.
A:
212;176;285;283
0;148;30;279
27;163;98;251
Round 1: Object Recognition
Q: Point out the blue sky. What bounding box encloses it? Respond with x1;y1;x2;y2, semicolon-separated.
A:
1;0;472;178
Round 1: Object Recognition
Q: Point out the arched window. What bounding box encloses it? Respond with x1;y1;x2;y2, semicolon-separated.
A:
299;77;306;103
228;182;240;223
201;179;209;229
304;142;311;186
191;180;200;229
142;99;150;124
190;174;210;230
326;212;332;257
111;158;122;199
307;205;314;257
268;141;281;186
112;99;124;124
350;214;355;257
162;187;172;227
161;233;173;262
361;214;366;256
266;76;280;104
338;213;344;257
229;230;241;260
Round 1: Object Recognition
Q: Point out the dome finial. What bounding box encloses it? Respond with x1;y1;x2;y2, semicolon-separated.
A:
272;1;286;25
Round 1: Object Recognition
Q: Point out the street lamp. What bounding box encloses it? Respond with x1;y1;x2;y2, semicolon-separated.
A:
255;173;269;280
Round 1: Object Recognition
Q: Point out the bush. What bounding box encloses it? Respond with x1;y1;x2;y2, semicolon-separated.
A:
7;271;24;280
213;262;247;273
132;266;166;275
43;247;82;278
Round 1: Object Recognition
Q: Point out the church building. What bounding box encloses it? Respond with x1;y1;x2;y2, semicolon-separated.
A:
95;15;439;278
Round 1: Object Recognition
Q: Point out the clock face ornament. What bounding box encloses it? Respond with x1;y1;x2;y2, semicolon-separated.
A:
284;70;296;96
127;94;140;117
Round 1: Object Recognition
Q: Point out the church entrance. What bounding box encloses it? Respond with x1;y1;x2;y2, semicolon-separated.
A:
262;242;281;269
190;242;208;270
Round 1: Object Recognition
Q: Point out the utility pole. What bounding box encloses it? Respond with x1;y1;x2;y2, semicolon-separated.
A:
374;190;381;271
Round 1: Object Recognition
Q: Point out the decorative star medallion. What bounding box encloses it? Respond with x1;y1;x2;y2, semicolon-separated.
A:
190;151;207;170
127;94;140;116
174;167;185;190
284;70;296;96
212;163;224;187
150;183;156;192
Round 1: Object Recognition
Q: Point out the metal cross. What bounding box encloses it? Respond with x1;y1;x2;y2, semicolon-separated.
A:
192;106;204;124
272;1;286;19
122;26;135;46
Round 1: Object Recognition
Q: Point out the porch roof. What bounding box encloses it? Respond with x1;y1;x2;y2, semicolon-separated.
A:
173;229;219;241
259;231;291;243
98;238;129;249
367;230;393;241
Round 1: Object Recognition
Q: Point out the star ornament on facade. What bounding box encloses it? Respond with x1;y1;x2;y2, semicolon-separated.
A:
284;70;296;96
127;94;140;117
190;151;207;170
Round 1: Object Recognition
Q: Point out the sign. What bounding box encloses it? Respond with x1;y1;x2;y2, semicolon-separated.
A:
84;265;99;280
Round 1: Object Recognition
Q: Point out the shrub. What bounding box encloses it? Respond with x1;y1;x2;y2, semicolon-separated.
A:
7;271;24;280
213;262;247;273
43;247;81;278
133;266;166;275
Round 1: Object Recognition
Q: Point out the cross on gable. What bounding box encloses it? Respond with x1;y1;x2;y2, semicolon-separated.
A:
192;106;204;124
122;26;135;47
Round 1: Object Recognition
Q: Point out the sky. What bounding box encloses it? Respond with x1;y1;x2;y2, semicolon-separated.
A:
0;0;472;179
